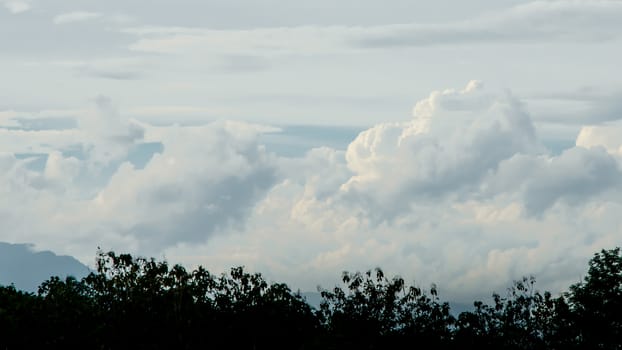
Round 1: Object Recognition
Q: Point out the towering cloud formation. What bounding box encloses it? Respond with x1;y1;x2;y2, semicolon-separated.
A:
277;81;620;224
341;81;540;218
190;81;622;302
2;82;622;302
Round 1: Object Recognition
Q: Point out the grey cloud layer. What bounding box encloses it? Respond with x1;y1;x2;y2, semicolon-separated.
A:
122;1;622;57
7;1;614;66
0;0;523;27
355;1;622;48
3;0;622;131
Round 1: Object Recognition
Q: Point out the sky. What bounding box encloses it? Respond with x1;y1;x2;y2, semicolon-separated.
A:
1;0;622;303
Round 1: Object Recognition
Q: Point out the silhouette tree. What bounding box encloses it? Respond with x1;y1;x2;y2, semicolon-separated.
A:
82;250;318;349
317;268;454;348
2;246;622;349
0;285;39;348
566;247;622;349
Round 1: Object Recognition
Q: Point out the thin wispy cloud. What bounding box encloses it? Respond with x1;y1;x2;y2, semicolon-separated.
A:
355;0;622;48
2;0;30;14
53;11;102;25
123;1;622;57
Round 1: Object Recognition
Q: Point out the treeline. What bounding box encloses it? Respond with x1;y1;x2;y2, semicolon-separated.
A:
1;248;622;349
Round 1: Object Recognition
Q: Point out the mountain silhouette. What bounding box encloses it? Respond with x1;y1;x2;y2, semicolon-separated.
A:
0;242;90;292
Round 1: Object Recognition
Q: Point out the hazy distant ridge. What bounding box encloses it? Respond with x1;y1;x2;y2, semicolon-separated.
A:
0;242;90;292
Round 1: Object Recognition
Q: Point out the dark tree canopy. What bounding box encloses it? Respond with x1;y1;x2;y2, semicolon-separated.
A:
2;247;622;349
566;247;622;349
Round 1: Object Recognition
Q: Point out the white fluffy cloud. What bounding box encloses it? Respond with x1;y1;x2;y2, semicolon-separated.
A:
0;99;278;257
2;0;622;304
79;96;145;167
2;82;622;303
340;81;541;219
93;121;278;252
576;123;622;154
162;81;622;302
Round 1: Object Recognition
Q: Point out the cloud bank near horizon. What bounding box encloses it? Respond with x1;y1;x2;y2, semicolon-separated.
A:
1;81;621;302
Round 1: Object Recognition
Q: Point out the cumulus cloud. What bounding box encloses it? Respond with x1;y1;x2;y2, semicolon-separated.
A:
93;121;278;251
2;83;622;303
53;11;102;25
71;96;146;172
0;98;279;259
340;81;542;219
492;148;621;216
3;0;622;306
323;82;622;223
576;123;622;154
159;81;622;302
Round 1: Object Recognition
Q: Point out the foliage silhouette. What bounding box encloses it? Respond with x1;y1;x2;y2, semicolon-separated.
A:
566;247;622;349
1;247;622;349
317;268;454;348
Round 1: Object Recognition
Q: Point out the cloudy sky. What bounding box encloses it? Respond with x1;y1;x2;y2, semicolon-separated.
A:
2;0;622;302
